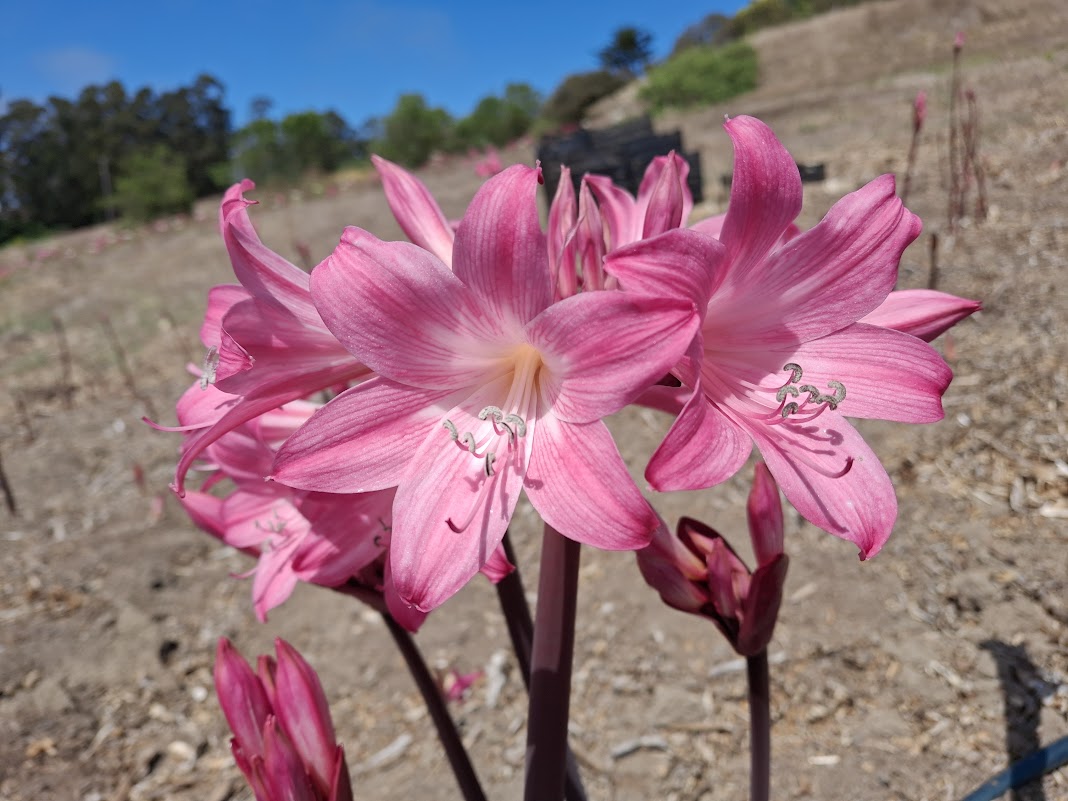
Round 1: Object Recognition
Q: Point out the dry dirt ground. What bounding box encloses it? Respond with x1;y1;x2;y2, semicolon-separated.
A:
2;0;1067;799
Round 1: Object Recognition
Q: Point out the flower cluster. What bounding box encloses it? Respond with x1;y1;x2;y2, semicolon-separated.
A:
166;115;977;626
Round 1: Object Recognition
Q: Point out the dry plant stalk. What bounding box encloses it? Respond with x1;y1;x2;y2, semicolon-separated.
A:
12;391;35;443
100;315;158;419
927;232;940;290
947;34;964;232
0;447;18;516
962;89;989;222
51;315;75;409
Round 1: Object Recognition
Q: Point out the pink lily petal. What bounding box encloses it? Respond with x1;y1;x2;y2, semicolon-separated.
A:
479;544;515;583
605;228;730;315
312;231;509;389
214;638;272;757
272;378;466;493
691;212;801;246
452;164;551;327
634;383;688;415
201;284;251;348
776;323;952;423
636;519;710;611
640;153;686;239
174;364;368;495
575;181;607;291
584;173;641;250
179;490;226;537
215;297;361;395
372;154;455;267
706;537;748;621
329;745;355;801
646;385;752;492
859;289;981;342
273;638;337;795
250;535;303;621
710;174;922;347
547;165;576;295
524;414;657;550
690;212;727;240
260;716;318;801
220;181;317;319
752;416;897;559
717;116;803;282
529;291;699;424
222;490;300;550
294;490;395;584
746;463;784;566
638;152;693;232
390;377;533;611
736;554;788;656
384;559;429;632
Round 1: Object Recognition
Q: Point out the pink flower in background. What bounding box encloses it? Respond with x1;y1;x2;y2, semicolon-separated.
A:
215;637;355;801
913;90;928;133
548;153;694;297
273;165;699;612
474;146;503;178
583;152;693;251
637;464;788;656
167;180;370;495
176;393;407;624
607;115;974;559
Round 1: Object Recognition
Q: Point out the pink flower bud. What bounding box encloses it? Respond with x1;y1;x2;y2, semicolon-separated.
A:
954;31;965;51
747;463;784;567
636;519;712;614
636;465;789;657
214;638;271;758
913;91;928;133
214;638;354;801
274;639;338;797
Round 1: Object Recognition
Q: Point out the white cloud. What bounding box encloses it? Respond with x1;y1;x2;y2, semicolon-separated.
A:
32;46;118;92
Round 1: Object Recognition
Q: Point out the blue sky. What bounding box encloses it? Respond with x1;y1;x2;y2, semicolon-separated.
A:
2;1;747;128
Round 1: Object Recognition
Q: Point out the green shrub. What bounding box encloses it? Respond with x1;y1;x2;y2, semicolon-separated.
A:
375;94;453;168
640;41;759;112
540;70;629;127
107;144;194;223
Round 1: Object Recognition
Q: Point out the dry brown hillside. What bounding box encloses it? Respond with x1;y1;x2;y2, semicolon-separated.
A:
1;0;1066;799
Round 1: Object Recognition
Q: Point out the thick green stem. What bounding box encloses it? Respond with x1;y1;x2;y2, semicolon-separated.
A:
747;649;771;801
523;526;581;801
382;613;488;801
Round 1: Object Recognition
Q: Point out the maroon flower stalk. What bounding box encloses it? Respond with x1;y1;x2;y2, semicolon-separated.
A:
524;525;581;801
637;464;789;801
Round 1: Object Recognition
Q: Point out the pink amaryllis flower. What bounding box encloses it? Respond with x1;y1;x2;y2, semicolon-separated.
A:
548;153;693;298
215;637;354;801
606;115;975;559
637;464;788;656
176;390;409;624
273;165;700;612
167;180;370;495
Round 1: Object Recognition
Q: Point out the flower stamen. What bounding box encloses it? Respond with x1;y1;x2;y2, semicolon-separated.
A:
200;346;219;389
770;363;847;423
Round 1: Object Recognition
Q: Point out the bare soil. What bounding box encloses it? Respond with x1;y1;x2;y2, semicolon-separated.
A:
2;0;1066;798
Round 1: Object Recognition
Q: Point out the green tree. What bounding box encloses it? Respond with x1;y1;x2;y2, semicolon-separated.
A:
376;94;453;167
541;71;628;127
107;144;194;222
598;27;654;76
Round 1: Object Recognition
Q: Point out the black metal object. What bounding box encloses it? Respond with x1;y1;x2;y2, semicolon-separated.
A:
537;117;704;207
